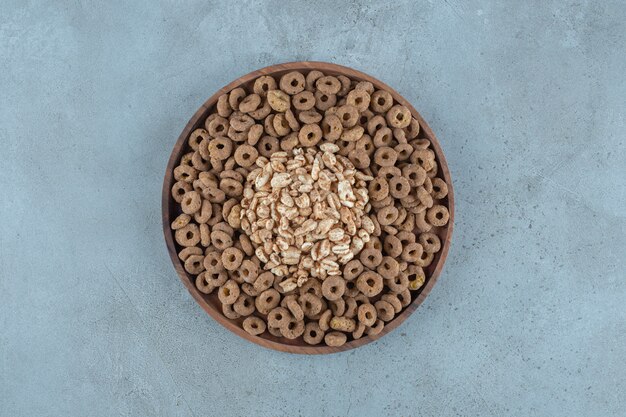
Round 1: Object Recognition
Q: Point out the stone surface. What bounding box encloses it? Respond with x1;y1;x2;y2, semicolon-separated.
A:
1;1;625;416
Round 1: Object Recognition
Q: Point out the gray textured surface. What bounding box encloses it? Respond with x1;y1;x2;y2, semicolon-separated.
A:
1;1;625;416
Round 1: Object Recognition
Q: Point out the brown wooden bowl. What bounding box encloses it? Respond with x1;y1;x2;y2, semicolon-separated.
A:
162;62;454;354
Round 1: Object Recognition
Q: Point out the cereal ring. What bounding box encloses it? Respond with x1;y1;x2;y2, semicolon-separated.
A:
340;125;364;142
383;174;409;197
316;76;341;95
228;87;246;111
188;128;210;151
383;235;403;258
368;177;389;202
415;210;432;233
370;90;393;113
386;104;411;128
336;139;356;157
400;241;423;262
376;256;400;280
393;127;407;143
264;114;279;137
222;302;241;320
373;127;394;148
216;94;232;118
386;272;409;293
279;71;305;95
284;109;300;131
318;309;333;331
321;114;343;141
397;288;412;307
238;234;254;257
268;325;282;337
343;260;364;281
381;294;402;314
180;191;201;215
299;293;323;318
410;149;436;171
406;265;426;291
220;247;243;271
201;185;226;203
253;75;277;97
233;294;255;316
382;225;398;236
208;136;233;160
295;123;321;147
335;105;359;128
416;250;434;268
354;81;374;94
375;300;395;322
357;303;377;327
210;229;233;251
218;280;240;305
205;270;228;287
249;100;272;120
195;272;215;294
406;117;420;139
344;297;358;319
314;91;337;111
329;298;346;317
336;75;351;96
356;271;384;297
377;205;399;226
373;146;397;167
282;319;305;339
272;113;291;136
321;276;345;301
280;132;299;152
366;319;385;336
347;89;370;112
359;248;382;269
367;115;387;136
303;322;324;345
175;223;200;247
184;254;205;275
427;205;449;227
242;316;266;336
207;116;229;137
431;177;448;200
364;234;382;251
203;250;224;273
267;307;292;329
191;151;210;171
255;288;281;315
267;89;290;112
194;200;213;224
178;246;202;261
394;143;413;162
292;91;315;111
234;144;258;168
171;181;192;203
209;157;224;172
346;149;369;170
200;223;210;246
174;164;198;184
305;70;324;91
238;94;261;114
253;271;275;292
257;136;280;158
350;322;365;340
355;134;375;157
324;331;347;347
419;232;441;253
286;298;304;321
247;124;264;146
330;316;356;332
171;213;191;230
402;164;426;187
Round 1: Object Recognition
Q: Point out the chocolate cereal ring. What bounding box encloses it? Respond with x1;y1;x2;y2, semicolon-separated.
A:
347;89;370;112
386;272;409;293
216;94;232;118
375;300;395;322
303;322;324;345
416;250;434;268
195;272;215;294
356;271;383;297
255;288;281;315
242;316;266;336
210;229;233;251
324;331;347;347
321;276;346;301
368;177;389;202
389;176;411;199
419;232;441;253
267;307;291;329
359;248;383;269
381;294;402;314
203;250;224;272
257;136;280;158
427;205;449;227
376;205;399;226
222;302;241;320
321;114;343;141
298;124;322;147
218;280;240;305
171;213;191;230
279;71;305;95
386;104;411;128
370;90;393;113
286;298;304;322
299;293;323;318
396;288;412;307
178;246;202;261
357;303;377;327
171;181;192;203
233;294;255;316
305;70;324;91
314;91;336;111
175;223;200;247
376;256;400;280
373;146;397;167
282;319;305;339
366;319;385;336
234;144;258;168
329;298;346;317
316;76;342;95
208;136;233;160
352;323;366;340
184;254;205;275
344;297;358;319
239;259;259;284
253;75;277;97
206;270;228;287
406;265;426;291
267;89;290;112
238;94;261;113
343;260;364;281
318;309;332;331
221;247;243;271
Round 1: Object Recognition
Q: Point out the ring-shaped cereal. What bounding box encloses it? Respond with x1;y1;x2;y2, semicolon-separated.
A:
222;302;241;320
416;250;434;268
431;177;448;200
368;177;389;202
228;87;246;111
314;91;337;111
298;109;323;124
249;100;272;120
242;316;266;335
279;71;305;95
208;116;229;137
370;90;393;113
376;205;399;226
355;135;375;156
233;294;256;316
282;319;305;339
299;292;323;318
238;259;258;284
175;223;200;247
376;256;400;280
174;164;198;185
195;272;215;294
305;70;324;91
352;322;366;340
397;288;412;307
298;124;322;147
267;306;292;329
386;104;411;128
233;144;258;168
367;115;387;136
381;294;403;314
329;298;346;317
375;300;395;322
210;229;233;251
373;127;394;148
303;322;325;345
344;297;358;319
366;319;385;336
406;117;420;138
373;146;398;167
171;181;192;203
171;213;191;230
247;124;264;146
316;75;342;95
218;279;240;305
335;104;360;128
255;288;281;315
191;151;210;171
272;113;291;136
238;93;261;113
359;248;383;269
419;232;441;253
267;90;290;112
216;94;232;118
395;143;413;161
184;254;205;275
336;75;351;96
343;259;364;281
324;331;347;347
347;89;370;112
286;298;304;322
221;247;243;271
253;75;277;97
427;205;449;227
321;114;343;141
188;128;210;151
256;136;280;158
208;136;233;160
321;275;346;301
386;272;409;293
178;246;202;261
406;265;426;291
356;271;384;297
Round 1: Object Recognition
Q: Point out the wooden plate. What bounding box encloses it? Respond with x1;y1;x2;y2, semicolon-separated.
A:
162;62;454;354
